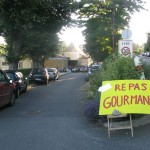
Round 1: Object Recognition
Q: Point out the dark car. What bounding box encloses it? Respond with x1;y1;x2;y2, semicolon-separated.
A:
47;68;59;81
5;70;28;98
29;68;49;85
0;69;15;107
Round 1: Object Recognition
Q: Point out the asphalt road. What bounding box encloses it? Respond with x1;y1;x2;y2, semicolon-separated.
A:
0;73;150;150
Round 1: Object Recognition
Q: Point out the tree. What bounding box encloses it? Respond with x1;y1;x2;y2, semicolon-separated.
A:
0;0;79;69
57;41;67;56
22;31;59;68
133;43;143;55
79;0;145;61
0;44;5;54
144;33;150;52
83;18;115;61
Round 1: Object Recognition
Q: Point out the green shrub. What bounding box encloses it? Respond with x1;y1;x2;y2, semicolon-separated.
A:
83;55;142;122
90;55;142;95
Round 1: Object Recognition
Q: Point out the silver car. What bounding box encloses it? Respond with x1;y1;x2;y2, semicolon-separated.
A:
47;68;59;81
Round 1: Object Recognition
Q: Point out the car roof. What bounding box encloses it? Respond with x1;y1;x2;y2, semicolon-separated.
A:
5;70;16;73
5;70;23;73
48;67;56;69
0;69;10;79
31;68;46;70
47;68;55;71
91;64;99;67
0;69;6;74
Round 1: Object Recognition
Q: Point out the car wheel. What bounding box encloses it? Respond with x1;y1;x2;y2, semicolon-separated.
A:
9;92;15;106
15;88;20;99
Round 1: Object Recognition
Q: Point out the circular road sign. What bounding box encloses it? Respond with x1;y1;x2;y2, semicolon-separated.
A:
122;29;132;39
121;47;130;56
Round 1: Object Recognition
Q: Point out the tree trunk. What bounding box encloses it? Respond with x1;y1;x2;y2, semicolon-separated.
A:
11;31;22;70
9;62;18;70
32;57;43;68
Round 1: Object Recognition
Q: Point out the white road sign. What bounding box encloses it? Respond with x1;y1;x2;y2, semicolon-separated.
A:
118;40;133;57
122;29;132;39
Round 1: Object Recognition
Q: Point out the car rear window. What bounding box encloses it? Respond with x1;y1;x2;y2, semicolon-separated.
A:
47;68;54;72
6;72;17;80
91;65;99;69
32;68;45;73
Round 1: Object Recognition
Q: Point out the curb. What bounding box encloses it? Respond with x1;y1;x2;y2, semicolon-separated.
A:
59;71;71;76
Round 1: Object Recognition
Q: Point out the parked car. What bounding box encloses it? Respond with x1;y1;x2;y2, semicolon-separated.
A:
72;67;80;72
5;70;28;98
147;52;150;57
47;68;59;81
79;66;88;72
29;68;49;85
85;64;101;81
0;69;15;107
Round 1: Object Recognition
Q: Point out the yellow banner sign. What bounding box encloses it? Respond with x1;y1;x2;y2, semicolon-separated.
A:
99;80;150;115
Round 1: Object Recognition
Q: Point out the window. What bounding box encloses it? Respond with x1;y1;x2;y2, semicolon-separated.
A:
18;62;23;69
2;62;8;66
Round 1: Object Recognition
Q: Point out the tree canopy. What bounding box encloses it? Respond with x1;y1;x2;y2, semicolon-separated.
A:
79;0;145;62
0;0;79;69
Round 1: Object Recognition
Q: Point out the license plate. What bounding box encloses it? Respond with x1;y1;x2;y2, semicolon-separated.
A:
35;78;41;81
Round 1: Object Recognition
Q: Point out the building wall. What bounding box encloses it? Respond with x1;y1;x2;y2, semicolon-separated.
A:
18;59;32;69
0;56;68;70
64;52;80;60
0;56;9;70
78;59;89;66
78;57;93;66
44;59;68;68
0;56;32;70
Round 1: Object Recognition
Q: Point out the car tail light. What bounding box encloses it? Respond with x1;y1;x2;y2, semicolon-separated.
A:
44;72;47;77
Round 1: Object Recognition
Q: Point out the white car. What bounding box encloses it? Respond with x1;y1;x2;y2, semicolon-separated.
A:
47;68;59;81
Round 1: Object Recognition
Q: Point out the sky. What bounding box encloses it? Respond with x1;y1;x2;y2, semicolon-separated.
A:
129;0;150;45
60;0;150;47
59;26;85;48
0;36;5;44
